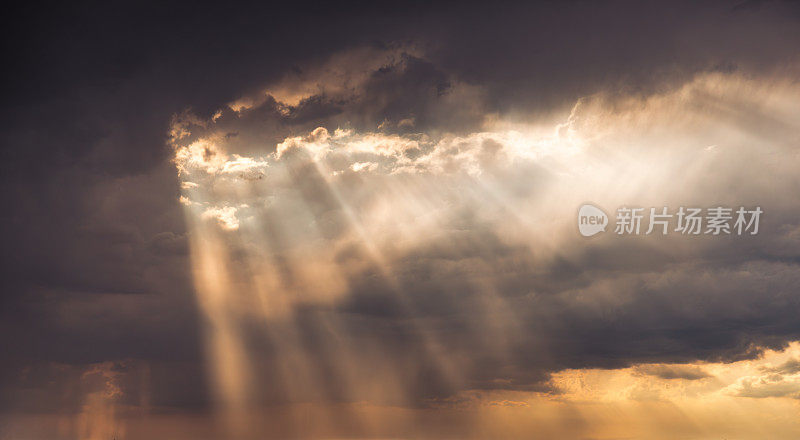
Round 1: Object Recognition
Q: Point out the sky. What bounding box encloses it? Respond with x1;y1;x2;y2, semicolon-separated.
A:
1;1;800;439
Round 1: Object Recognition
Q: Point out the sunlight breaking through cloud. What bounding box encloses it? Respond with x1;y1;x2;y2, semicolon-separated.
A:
169;59;800;438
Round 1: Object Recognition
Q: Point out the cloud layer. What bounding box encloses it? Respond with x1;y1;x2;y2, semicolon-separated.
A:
3;1;800;438
170;49;800;430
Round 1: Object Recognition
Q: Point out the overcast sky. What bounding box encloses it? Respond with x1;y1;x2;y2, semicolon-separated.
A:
2;1;800;439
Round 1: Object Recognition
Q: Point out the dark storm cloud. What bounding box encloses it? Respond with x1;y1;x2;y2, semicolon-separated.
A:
2;0;800;418
430;0;800;115
0;0;421;413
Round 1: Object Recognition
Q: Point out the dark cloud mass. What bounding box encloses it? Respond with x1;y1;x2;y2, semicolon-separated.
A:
1;1;800;439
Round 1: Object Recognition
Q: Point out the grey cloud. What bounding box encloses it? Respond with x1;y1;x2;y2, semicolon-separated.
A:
635;364;712;380
761;358;800;375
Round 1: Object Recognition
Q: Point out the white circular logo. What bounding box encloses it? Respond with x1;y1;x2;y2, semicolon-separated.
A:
578;203;608;237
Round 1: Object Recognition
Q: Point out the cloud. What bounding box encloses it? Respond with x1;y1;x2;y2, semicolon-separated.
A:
724;355;800;399
3;2;800;438
635;364;712;380
763;358;800;375
201;206;240;230
728;374;800;399
170;58;800;416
